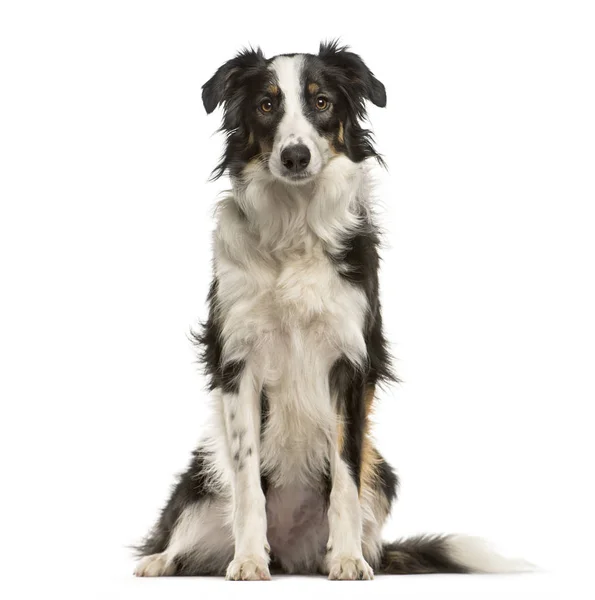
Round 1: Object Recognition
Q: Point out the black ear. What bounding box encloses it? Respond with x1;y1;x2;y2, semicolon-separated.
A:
318;40;386;107
202;47;266;114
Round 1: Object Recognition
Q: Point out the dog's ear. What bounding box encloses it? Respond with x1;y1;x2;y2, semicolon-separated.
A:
202;47;266;114
318;40;386;108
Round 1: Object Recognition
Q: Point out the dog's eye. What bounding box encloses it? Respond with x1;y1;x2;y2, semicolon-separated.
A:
315;96;329;111
260;99;273;113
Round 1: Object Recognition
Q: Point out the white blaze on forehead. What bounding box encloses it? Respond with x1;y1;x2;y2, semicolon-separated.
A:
270;55;304;116
270;55;315;147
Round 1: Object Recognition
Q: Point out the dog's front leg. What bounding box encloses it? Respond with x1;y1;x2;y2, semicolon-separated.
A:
222;368;270;581
326;368;374;580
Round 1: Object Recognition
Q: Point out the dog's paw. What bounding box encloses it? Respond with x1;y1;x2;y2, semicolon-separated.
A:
328;555;374;580
226;554;271;581
134;553;175;577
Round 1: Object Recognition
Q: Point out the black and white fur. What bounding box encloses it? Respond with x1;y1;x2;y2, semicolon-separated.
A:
134;42;531;580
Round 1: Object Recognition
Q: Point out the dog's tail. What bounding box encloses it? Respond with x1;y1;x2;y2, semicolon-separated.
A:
378;534;534;575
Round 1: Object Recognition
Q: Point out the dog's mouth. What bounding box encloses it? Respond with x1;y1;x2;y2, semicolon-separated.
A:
278;171;316;185
270;161;320;185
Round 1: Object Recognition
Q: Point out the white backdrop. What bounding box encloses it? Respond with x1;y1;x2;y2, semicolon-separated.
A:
1;1;594;598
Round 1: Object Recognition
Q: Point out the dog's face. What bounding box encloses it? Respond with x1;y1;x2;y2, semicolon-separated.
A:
202;42;386;184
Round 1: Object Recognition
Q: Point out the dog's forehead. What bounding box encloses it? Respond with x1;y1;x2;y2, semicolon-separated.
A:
269;55;305;106
265;55;333;106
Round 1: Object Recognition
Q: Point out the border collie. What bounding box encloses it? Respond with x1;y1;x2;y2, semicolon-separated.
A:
134;41;530;580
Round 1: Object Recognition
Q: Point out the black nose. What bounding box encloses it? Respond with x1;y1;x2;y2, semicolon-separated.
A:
281;144;311;174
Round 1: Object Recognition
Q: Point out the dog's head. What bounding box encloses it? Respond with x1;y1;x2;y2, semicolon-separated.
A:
202;41;386;184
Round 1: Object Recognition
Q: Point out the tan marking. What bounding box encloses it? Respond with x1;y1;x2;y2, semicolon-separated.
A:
246;139;272;170
359;385;388;510
308;82;319;94
259;139;272;154
326;121;345;157
364;384;375;416
335;384;391;516
360;437;381;497
337;418;345;454
267;84;279;96
248;131;254;145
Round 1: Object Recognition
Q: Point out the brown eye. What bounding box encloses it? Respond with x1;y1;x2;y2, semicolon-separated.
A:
315;96;329;111
260;99;273;113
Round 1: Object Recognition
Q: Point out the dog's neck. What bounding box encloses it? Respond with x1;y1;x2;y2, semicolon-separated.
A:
227;157;370;255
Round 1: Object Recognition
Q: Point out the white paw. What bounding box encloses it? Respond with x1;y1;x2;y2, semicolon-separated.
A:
226;554;271;581
134;553;175;577
328;555;374;580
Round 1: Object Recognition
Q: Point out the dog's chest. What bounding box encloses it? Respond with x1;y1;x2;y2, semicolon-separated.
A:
222;244;367;369
219;243;368;482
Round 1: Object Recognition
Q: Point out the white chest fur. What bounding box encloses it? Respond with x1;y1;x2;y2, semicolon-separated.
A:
214;210;368;485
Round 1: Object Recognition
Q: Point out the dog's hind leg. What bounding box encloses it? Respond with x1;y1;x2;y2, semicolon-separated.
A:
134;448;234;576
135;498;234;576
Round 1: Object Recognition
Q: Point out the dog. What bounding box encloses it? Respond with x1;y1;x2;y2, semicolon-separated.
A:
134;41;530;580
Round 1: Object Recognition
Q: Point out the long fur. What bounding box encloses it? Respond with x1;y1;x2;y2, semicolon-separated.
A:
134;42;531;580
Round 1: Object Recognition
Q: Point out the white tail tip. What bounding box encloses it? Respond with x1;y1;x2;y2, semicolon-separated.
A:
448;535;536;573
